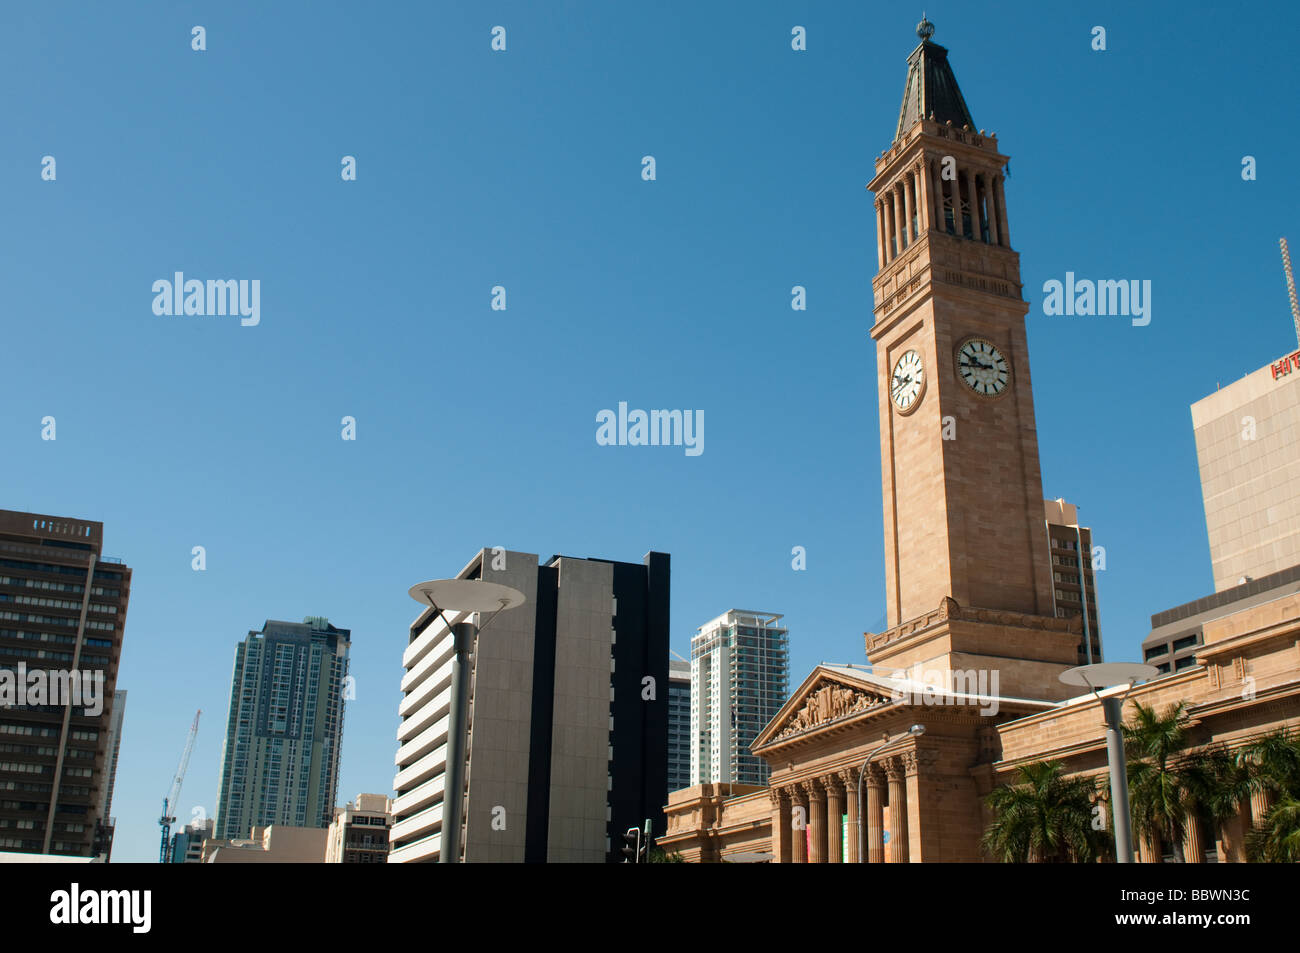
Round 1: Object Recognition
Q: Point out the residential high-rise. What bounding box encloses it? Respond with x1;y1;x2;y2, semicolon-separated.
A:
690;610;789;787
326;793;392;863
213;617;350;839
1043;499;1103;664
389;548;669;863
0;510;131;858
666;659;691;795
94;688;127;859
1192;347;1300;592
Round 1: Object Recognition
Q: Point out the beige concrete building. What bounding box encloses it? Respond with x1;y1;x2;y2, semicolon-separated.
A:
389;549;669;863
202;824;329;863
1044;499;1103;664
1192;346;1300;592
326;793;392;863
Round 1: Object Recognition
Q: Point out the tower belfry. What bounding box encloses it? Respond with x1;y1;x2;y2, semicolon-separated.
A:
864;20;1079;699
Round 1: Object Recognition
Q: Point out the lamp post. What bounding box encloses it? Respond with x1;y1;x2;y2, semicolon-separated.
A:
408;577;525;864
1060;662;1157;864
856;723;925;863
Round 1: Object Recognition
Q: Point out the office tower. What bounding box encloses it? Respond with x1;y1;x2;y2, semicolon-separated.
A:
690;610;789;787
666;659;691;796
1192;347;1300;592
213;617;350;839
94;688;127;859
169;817;214;863
1043;500;1103;664
326;793;393;863
389;548;669;864
0;510;131;858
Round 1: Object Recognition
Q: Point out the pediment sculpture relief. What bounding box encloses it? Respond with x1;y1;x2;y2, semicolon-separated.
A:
776;683;885;739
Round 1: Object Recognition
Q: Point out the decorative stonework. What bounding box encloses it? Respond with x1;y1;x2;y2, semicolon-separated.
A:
774;682;891;740
864;596;1081;654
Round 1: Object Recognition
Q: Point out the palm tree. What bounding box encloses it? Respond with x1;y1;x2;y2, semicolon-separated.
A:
1123;701;1195;862
981;760;1108;862
1183;744;1252;861
1241;730;1300;862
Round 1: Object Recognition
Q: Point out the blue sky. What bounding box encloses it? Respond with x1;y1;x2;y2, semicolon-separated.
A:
2;1;1297;863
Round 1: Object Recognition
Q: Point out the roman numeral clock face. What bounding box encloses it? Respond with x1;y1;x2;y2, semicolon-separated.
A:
890;349;925;412
956;338;1010;397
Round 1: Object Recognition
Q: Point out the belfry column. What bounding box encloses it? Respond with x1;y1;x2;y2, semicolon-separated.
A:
930;159;944;229
994;173;1010;246
770;788;792;864
963;167;977;239
791;786;808;863
884;193;897;263
901;177;914;248
886;758;908;862
983;175;1000;246
875;201;886;269
890;187;902;259
826;777;844;863
805;779;827;863
841;770;860;864
866;764;885;863
915;163;928;236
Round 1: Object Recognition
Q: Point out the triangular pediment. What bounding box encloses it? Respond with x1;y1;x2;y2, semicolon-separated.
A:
753;665;900;750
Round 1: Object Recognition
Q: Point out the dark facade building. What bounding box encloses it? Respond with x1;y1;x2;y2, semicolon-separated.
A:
214;617;350;839
0;509;131;857
390;549;669;863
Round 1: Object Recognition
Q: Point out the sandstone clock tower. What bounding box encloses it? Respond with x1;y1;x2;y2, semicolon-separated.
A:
865;19;1078;699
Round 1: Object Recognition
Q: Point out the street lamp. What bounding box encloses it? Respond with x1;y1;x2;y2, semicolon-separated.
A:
856;723;925;863
1059;661;1158;864
408;577;525;864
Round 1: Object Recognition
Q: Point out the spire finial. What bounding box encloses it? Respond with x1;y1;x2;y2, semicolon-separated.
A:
917;14;935;41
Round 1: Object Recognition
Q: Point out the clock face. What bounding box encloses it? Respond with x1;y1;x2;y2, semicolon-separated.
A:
890;349;925;411
956;338;1010;397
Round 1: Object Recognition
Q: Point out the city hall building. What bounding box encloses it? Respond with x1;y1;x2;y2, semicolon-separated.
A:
659;20;1300;863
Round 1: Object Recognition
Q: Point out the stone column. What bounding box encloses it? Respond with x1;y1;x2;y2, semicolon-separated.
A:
1250;789;1273;829
889;186;901;261
901;177;914;249
866;764;885;863
983;174;1000;246
1183;812;1205;864
963;168;977;240
994;173;1010;247
805;779;827;863
914;163;927;238
930;158;943;229
825;776;844;863
770;787;792;864
841;769;860;864
875;201;885;270
886;757;908;862
791;785;808;863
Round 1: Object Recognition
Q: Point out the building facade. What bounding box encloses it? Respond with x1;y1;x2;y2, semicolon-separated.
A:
667;659;691;796
1044;499;1103;664
213;617;350;839
326;793;392;863
690;610;789;787
389;548;669;863
0;510;132;858
1192;347;1300;592
170;817;214;863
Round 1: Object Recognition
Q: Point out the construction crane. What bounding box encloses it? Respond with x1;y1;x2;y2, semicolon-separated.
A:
1281;237;1300;349
158;710;201;863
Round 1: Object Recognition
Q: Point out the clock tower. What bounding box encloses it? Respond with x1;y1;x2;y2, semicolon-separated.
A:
865;19;1079;698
